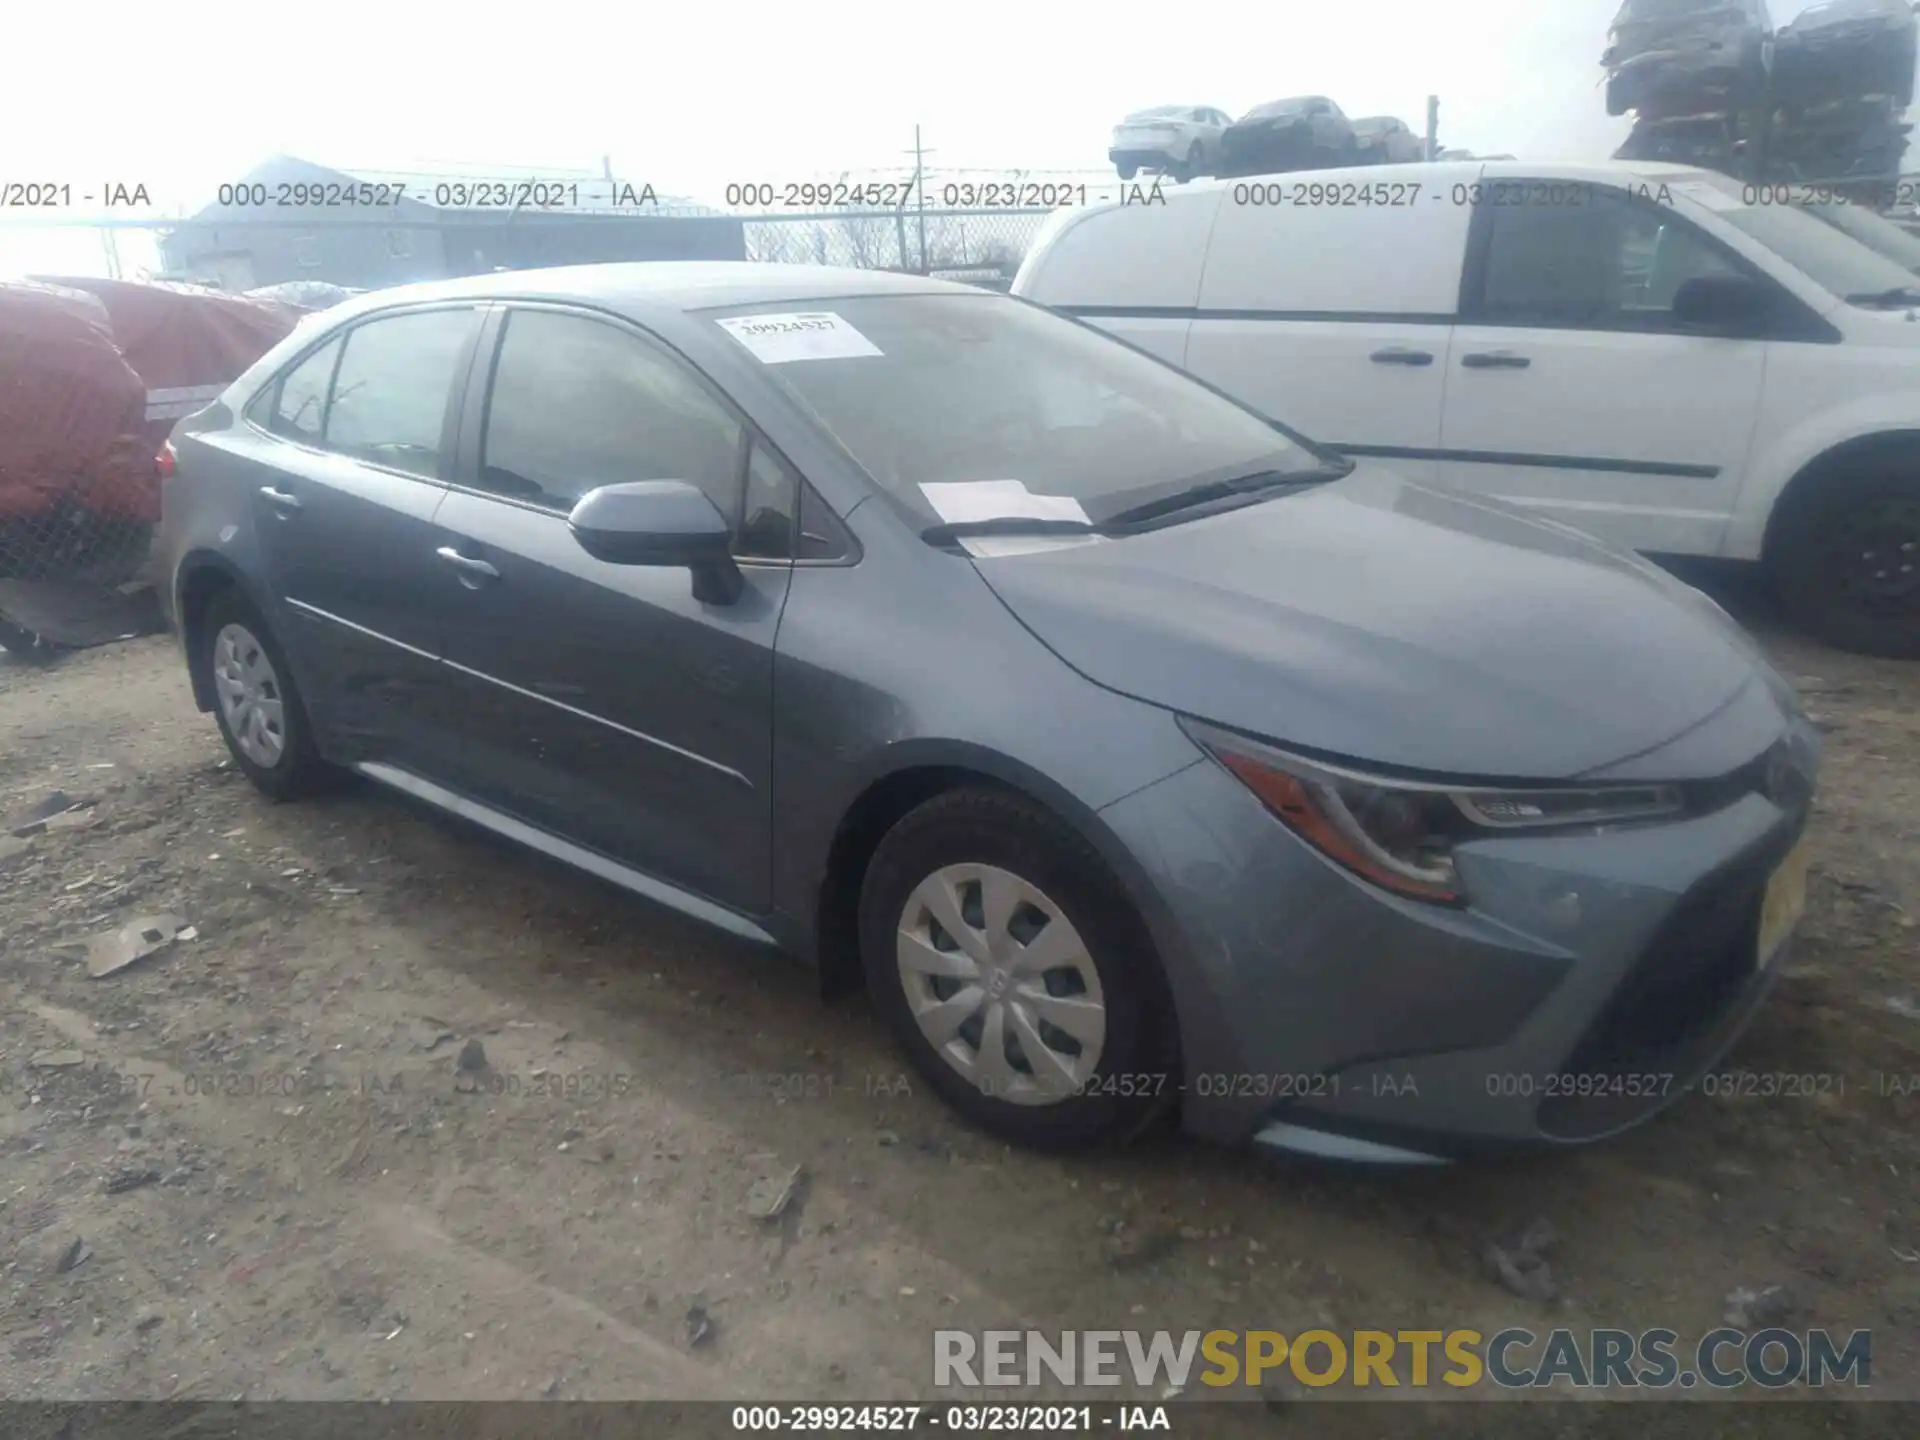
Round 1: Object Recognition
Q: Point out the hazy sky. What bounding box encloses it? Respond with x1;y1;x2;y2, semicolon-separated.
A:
0;0;1858;279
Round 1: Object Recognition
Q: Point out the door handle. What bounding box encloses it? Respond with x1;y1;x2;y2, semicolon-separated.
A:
258;486;302;514
1370;347;1435;366
436;546;500;587
1461;351;1532;369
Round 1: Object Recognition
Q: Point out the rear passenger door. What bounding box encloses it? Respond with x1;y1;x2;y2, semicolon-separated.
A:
240;305;481;775
429;304;793;915
1181;179;1470;482
1438;181;1767;555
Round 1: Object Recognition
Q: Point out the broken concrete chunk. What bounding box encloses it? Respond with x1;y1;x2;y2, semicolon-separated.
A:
30;1050;86;1069
745;1164;804;1222
86;914;184;979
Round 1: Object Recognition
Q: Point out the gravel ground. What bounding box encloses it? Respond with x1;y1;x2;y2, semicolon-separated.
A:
0;586;1916;1432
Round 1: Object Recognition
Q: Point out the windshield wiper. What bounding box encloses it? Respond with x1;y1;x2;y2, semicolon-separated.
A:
1102;462;1352;527
1844;286;1920;309
919;516;1102;547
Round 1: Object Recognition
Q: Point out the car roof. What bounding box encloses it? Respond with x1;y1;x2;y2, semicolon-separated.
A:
316;262;977;327
1064;158;1718;213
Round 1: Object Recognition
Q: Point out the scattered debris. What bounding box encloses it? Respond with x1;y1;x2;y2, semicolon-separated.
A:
1105;1225;1183;1272
104;1168;163;1195
86;913;184;979
1724;1285;1796;1328
55;1239;92;1274
875;1129;901;1147
453;1038;490;1094
30;1050;86;1069
12;790;90;835
1885;996;1920;1022
685;1303;714;1347
827;1362;847;1382
541;1376;561;1398
1484;1217;1558;1303
135;1308;165;1333
746;1164;805;1222
175;926;199;942
0;834;30;864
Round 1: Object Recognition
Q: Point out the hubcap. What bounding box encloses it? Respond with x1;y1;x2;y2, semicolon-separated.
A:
212;623;287;768
1824;496;1920;614
895;863;1107;1106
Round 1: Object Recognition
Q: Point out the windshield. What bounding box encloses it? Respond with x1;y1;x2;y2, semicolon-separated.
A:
709;293;1318;528
1801;202;1920;275
1123;106;1185;123
1668;172;1918;300
1244;98;1316;120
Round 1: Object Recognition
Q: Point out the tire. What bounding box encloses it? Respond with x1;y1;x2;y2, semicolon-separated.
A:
1173;143;1201;183
1116;161;1138;181
858;787;1179;1150
1771;463;1920;659
200;590;336;798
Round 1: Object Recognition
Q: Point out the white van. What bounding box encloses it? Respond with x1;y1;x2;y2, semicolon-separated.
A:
1012;160;1920;658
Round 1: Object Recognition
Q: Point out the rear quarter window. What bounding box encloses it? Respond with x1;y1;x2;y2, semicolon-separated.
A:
1198;187;1474;316
1017;189;1230;309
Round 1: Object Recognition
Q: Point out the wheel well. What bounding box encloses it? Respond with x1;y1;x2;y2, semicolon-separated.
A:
177;564;238;711
1762;431;1920;573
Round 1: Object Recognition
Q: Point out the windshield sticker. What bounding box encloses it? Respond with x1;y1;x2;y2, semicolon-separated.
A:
715;312;883;364
1668;181;1740;211
919;479;1090;526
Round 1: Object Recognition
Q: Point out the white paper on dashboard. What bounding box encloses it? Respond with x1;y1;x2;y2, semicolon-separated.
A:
714;312;883;364
918;479;1090;525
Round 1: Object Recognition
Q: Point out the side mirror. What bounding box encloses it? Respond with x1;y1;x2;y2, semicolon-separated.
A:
567;480;744;605
1671;274;1770;334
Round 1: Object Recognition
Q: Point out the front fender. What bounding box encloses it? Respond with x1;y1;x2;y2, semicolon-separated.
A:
1725;383;1920;561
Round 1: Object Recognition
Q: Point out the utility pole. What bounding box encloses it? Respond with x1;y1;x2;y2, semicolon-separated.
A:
911;126;933;273
1425;95;1441;162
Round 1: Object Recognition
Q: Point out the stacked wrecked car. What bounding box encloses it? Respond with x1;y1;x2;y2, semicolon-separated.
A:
1607;0;1918;184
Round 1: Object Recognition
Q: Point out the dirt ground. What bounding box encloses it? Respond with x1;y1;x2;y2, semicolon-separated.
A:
1;582;1916;1428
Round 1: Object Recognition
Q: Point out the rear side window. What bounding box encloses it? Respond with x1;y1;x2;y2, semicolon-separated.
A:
267;338;341;442
1199;185;1473;316
1019;189;1230;308
325;309;474;477
478;309;749;521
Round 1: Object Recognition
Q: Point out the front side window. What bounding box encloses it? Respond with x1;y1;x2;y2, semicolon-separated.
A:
711;293;1318;530
325;308;474;478
1474;188;1743;330
267;337;340;441
478;309;748;522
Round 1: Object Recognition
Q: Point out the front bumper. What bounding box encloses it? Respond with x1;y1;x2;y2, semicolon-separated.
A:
1100;711;1817;1160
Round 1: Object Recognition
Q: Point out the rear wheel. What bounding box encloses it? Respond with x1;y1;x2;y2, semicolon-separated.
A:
858;787;1179;1150
201;590;337;798
1772;463;1920;659
1116;160;1138;181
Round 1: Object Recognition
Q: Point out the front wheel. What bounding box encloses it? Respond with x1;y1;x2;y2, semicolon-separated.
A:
1115;161;1138;181
1772;464;1920;659
858;788;1179;1150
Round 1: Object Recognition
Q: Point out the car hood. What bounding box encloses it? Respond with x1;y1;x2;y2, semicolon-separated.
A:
970;465;1770;780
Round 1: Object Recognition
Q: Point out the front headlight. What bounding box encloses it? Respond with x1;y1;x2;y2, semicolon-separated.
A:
1182;719;1684;906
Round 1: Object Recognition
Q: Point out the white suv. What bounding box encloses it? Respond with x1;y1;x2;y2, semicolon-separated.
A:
1013;160;1920;657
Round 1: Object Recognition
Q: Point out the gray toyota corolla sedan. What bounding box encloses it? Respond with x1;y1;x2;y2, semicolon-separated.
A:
154;263;1819;1162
